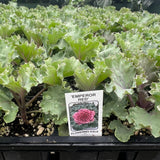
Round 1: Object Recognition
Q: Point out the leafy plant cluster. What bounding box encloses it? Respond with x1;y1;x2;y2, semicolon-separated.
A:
0;3;159;142
1;0;154;11
69;102;98;131
70;0;154;10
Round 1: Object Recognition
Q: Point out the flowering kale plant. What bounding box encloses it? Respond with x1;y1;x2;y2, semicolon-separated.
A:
0;3;159;142
70;103;98;131
72;109;95;125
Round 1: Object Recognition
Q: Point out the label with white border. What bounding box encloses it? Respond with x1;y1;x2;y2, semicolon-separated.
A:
65;90;103;136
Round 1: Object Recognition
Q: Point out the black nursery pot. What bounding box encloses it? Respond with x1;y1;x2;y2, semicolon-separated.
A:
1;135;160;151
1;135;160;160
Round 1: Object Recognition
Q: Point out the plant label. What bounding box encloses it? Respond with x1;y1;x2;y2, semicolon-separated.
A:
65;90;103;136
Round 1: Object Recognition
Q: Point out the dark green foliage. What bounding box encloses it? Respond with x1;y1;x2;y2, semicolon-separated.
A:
0;0;156;12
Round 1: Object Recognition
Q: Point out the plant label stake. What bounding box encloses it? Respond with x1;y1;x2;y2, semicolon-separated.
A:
65;90;103;136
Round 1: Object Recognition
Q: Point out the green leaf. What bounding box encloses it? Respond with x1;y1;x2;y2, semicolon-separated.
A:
109;119;135;142
115;31;144;57
74;66;95;90
150;82;160;110
41;28;65;53
58;123;69;136
0;66;8;84
41;57;81;86
0;86;18;123
2;63;41;94
41;58;63;86
0;40;17;67
137;56;159;83
40;86;71;125
75;60;111;90
128;107;160;138
65;36;99;61
148;49;160;67
17;62;41;92
93;60;112;85
0;24;17;38
103;93;128;121
105;56;136;99
15;41;44;62
0;65;13;86
98;43;120;59
41;65;61;86
22;27;43;46
2;76;26;95
57;57;81;79
133;74;148;87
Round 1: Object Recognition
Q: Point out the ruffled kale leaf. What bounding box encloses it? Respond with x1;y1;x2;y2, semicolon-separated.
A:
40;86;71;125
128;106;160;138
0;86;18;123
74;60;111;90
105;56;136;99
65;36;100;61
109;119;135;142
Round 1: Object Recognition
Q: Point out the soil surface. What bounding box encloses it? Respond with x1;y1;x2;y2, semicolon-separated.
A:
0;85;55;137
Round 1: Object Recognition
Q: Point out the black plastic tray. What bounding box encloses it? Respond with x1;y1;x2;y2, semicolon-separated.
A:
1;135;160;151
